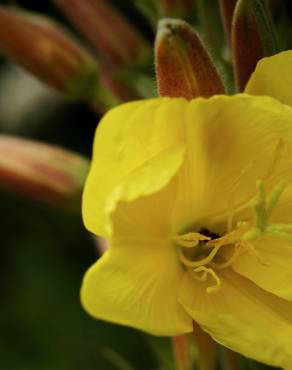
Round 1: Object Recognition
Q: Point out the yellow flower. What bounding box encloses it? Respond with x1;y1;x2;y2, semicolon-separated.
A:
81;51;292;369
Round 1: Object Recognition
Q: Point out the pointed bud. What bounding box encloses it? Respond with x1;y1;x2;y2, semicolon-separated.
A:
231;0;278;91
219;0;237;42
0;6;101;100
0;136;89;207
156;0;196;20
155;19;225;99
55;0;151;68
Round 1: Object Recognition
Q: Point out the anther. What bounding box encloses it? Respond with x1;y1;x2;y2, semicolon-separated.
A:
174;232;211;248
192;266;221;293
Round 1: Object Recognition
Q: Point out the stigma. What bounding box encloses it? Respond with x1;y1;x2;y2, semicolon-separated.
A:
174;178;292;294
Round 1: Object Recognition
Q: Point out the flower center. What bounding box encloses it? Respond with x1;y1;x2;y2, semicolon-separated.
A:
174;178;292;294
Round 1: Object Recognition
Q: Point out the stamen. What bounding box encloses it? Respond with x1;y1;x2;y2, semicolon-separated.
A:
174;232;211;248
209;243;242;269
241;241;270;266
178;242;222;268
192;266;221;293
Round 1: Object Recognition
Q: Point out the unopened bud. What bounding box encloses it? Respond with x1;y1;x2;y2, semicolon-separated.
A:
0;136;89;207
55;0;151;68
231;0;278;91
219;0;237;42
155;19;225;99
0;6;100;100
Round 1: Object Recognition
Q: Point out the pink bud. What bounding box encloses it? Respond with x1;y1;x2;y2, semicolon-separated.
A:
0;6;99;99
55;0;151;68
0;136;89;207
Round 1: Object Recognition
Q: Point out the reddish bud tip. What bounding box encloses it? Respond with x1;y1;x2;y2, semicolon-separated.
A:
231;0;278;91
155;19;225;99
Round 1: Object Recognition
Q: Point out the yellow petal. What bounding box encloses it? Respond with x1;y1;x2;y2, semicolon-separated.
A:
245;51;292;107
81;235;192;335
105;144;185;237
179;269;292;369
83;98;187;237
172;94;292;234
82;171;192;335
232;235;292;301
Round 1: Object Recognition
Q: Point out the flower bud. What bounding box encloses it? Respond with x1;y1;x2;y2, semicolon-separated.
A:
55;0;151;68
155;19;225;99
231;0;278;91
219;0;237;42
0;6;100;100
0;136;89;207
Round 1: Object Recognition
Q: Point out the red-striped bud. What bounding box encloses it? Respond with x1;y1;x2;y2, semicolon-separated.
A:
155;19;225;99
231;0;278;91
0;6;100;100
0;136;89;207
55;0;151;68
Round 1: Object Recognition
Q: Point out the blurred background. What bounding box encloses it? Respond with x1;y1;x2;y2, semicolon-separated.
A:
1;1;292;369
0;1;167;370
